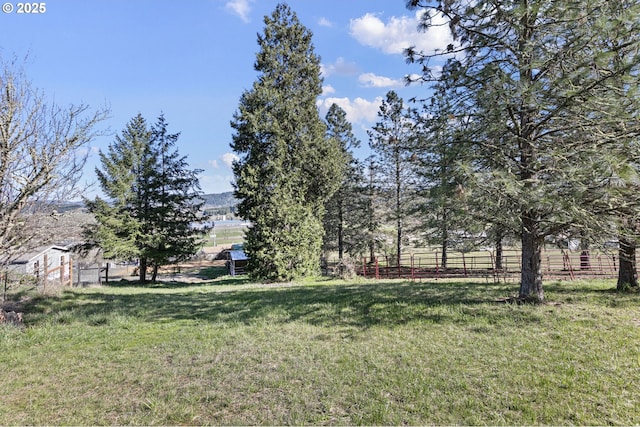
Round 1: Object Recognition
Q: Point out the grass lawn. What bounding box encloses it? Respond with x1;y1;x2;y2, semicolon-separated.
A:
1;275;639;425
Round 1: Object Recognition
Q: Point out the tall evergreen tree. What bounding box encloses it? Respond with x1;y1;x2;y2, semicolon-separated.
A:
407;0;640;302
368;90;415;266
597;0;640;291
85;114;207;283
231;3;342;281
145;115;207;281
86;114;150;263
411;81;470;268
365;158;384;264
322;104;367;261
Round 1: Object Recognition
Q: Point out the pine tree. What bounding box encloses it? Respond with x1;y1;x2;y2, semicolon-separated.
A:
365;158;384;264
407;0;640;302
411;80;470;268
85;114;207;283
368;91;415;266
231;3;342;281
322;104;367;261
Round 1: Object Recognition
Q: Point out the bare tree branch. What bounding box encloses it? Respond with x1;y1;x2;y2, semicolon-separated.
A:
0;56;109;266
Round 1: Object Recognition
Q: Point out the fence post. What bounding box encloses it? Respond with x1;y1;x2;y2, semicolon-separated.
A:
598;255;603;276
375;257;379;280
68;259;73;287
411;254;415;281
462;252;467;277
564;253;575;280
385;256;389;279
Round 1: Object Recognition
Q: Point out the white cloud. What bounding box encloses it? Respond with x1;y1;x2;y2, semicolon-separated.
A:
198;153;239;193
199;173;235;194
225;0;253;23
221;152;240;168
405;73;424;83
317;96;383;125
349;10;452;55
318;17;333;27
320;57;359;78
322;85;336;96
358;72;403;88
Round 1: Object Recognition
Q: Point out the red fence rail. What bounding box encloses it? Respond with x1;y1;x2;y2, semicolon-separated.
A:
351;250;623;281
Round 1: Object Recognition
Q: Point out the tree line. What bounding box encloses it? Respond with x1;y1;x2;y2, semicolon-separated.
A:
231;1;640;302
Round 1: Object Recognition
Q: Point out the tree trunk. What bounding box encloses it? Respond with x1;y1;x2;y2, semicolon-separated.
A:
395;145;402;267
441;229;448;270
338;201;344;260
139;257;147;283
369;241;376;265
397;217;402;267
368;161;376;264
519;216;544;303
151;263;159;283
441;209;448;269
617;237;637;290
495;235;503;270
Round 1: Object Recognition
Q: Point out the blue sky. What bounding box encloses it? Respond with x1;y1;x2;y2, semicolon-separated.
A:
1;0;451;196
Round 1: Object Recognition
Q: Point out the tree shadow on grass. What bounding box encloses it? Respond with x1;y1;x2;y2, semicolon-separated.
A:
101;266;253;289
21;279;545;329
543;280;639;307
544;281;614;294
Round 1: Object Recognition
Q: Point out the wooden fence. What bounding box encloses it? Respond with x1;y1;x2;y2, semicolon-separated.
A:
40;254;73;290
1;256;73;299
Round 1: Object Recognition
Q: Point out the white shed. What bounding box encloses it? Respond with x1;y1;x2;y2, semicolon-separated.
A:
9;245;72;283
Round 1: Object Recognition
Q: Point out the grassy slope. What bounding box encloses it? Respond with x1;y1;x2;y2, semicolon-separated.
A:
1;277;638;425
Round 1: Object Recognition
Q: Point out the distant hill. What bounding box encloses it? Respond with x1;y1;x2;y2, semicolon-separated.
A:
201;191;237;208
56;201;87;212
58;192;237;211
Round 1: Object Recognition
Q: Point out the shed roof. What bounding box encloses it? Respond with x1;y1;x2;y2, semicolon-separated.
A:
10;245;70;264
229;250;248;261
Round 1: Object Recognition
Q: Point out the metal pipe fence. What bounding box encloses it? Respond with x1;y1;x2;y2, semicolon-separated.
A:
332;250;624;281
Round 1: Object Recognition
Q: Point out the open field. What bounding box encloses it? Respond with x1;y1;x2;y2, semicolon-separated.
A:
207;222;248;247
1;274;639;425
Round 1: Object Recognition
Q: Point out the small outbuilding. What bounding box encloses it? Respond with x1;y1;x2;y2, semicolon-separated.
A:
9;245;72;285
227;250;248;276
